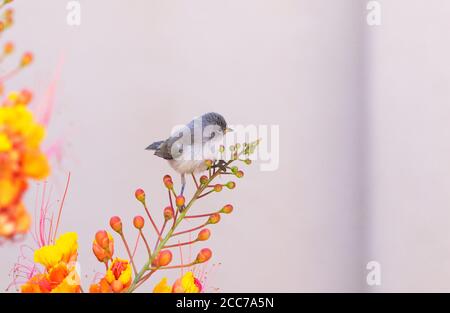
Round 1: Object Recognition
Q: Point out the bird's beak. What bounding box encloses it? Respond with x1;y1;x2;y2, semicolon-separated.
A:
225;127;233;134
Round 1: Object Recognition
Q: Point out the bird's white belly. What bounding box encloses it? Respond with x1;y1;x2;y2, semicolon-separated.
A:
168;159;207;174
167;138;220;174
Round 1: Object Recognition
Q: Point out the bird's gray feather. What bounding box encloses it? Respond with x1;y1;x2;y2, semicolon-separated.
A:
146;112;227;161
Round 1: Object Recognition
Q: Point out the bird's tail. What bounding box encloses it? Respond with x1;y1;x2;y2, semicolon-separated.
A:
145;140;164;150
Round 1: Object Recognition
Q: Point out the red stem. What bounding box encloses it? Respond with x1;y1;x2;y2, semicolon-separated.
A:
120;233;138;275
53;172;71;242
197;189;215;199
150;262;196;271
139;229;152;257
164;239;197;248
191;173;199;189
171;222;207;237
142;203;163;242
185;212;216;219
155;220;167;251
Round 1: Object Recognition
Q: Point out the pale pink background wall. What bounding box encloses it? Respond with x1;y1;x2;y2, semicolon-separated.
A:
2;0;449;293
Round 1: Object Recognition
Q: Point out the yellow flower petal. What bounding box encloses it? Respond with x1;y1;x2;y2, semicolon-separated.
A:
153;278;172;293
34;232;78;269
34;245;62;269
55;232;78;264
181;272;200;293
0;133;12;152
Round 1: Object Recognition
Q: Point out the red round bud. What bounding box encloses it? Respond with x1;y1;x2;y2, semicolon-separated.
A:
109;216;123;234
226;181;236;189
135;188;146;203
133;215;145;229
153;250;172;267
236;170;244;178
199;175;208;185
197;229;211;241
207;213;221;225
213;184;223;192
163;175;173;189
176;195;185;207
220;204;234;214
163;206;174;220
196;248;212;264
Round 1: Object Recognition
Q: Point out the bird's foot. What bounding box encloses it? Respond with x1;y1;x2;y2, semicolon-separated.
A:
212;160;228;172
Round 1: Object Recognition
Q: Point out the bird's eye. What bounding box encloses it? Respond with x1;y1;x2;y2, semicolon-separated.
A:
210;132;216;139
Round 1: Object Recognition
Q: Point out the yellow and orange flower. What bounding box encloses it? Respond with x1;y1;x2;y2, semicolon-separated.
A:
153;271;202;293
21;232;80;293
0;94;50;238
89;258;132;293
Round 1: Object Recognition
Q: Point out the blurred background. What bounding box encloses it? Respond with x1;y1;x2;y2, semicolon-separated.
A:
1;0;450;292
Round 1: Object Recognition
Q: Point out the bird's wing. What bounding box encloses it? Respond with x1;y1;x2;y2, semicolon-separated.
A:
154;134;185;160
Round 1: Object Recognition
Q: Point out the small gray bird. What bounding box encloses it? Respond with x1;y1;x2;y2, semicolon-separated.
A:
146;112;232;195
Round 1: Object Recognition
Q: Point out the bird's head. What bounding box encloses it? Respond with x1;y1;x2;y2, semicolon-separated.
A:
202;112;233;138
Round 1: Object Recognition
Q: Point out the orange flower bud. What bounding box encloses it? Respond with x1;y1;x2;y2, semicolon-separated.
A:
163;206;174;220
176;195;185;207
213;184;223;192
109;216;122;234
133;215;145;229
207;213;221;225
163;175;173;189
197;229;211;241
220;204;234;214
196;248;212;264
199;175;208;185
20;52;33;67
3;41;13;54
95;230;109;249
135;188;145;204
111;280;124;293
153;250;172;267
236;170;244;178
93;230;114;263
